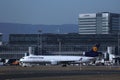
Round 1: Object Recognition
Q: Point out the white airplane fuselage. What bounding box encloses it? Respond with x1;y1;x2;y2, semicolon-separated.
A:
19;55;95;66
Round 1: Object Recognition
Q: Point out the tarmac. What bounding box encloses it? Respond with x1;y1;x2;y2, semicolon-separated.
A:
0;65;120;80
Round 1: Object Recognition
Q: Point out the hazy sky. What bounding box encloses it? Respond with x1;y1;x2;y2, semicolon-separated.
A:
0;0;120;25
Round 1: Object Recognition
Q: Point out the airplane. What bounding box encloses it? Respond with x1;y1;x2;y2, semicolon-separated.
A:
19;44;102;67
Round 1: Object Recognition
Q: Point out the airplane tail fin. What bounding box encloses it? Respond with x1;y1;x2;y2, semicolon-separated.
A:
84;43;102;57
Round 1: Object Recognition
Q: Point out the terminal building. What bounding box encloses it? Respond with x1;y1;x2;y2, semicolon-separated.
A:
8;33;119;56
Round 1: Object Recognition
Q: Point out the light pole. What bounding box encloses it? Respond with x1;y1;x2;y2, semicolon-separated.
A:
118;32;119;55
57;37;62;56
38;30;42;55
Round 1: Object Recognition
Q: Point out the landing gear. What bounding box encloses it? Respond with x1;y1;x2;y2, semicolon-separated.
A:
19;62;32;67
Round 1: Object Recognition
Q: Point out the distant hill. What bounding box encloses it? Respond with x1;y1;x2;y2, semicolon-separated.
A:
0;23;78;41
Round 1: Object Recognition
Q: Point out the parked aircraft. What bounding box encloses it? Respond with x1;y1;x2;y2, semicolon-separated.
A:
19;44;102;67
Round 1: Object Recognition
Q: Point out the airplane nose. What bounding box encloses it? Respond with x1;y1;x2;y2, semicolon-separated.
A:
19;59;23;62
